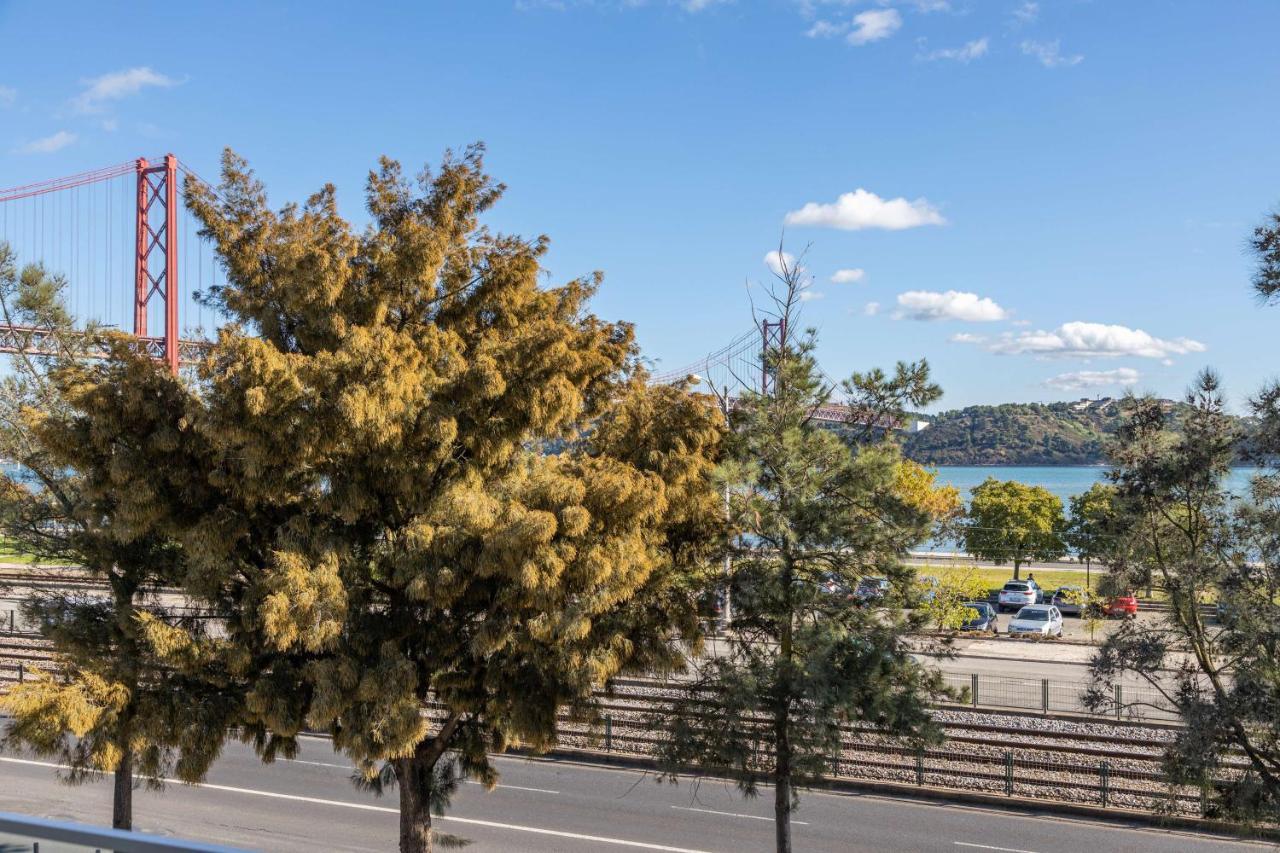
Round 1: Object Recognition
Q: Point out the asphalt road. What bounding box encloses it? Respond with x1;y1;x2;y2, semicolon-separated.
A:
0;738;1270;853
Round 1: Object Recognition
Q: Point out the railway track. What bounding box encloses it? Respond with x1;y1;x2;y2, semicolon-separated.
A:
0;635;1216;817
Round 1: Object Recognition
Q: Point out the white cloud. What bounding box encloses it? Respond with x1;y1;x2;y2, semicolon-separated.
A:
895;290;1009;322
799;290;825;302
764;250;801;276
830;268;866;284
785;188;945;231
919;37;989;63
949;332;986;344
73;67;180;113
848;9;901;45
806;19;846;38
863;301;881;316
1043;368;1141;392
1011;1;1038;25
16;130;77;154
0;85;15;107
974;321;1206;360
1021;39;1083;68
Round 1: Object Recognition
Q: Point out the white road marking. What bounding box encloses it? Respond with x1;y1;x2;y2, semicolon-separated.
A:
954;842;1043;853
0;756;701;852
282;758;560;794
671;805;809;825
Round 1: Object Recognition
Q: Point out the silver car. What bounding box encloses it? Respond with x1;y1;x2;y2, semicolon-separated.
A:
1050;586;1084;617
1007;605;1064;638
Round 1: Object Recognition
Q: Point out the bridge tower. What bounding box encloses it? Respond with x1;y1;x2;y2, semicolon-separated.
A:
760;318;786;396
134;154;180;374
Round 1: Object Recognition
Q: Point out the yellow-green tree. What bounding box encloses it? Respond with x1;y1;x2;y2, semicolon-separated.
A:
963;478;1066;579
0;244;237;831
134;146;724;852
916;569;992;632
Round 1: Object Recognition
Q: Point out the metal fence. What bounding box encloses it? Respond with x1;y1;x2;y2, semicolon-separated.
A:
559;691;1210;819
940;671;1180;722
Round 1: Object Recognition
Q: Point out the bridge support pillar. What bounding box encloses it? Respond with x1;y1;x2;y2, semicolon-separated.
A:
134;154;180;374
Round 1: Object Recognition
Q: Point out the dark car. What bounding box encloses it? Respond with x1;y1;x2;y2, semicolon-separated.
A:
1051;586;1085;617
698;588;726;631
854;576;891;603
958;601;999;634
819;572;855;604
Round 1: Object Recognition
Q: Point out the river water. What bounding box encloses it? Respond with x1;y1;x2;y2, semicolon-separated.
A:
931;465;1263;505
923;466;1264;553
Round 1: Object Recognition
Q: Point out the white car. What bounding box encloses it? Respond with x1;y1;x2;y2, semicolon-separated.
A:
1007;605;1064;639
997;580;1039;612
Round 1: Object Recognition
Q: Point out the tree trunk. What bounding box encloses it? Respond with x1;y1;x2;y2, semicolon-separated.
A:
775;553;794;853
394;717;462;853
396;756;434;853
1012;559;1021;580
112;748;133;831
773;744;792;853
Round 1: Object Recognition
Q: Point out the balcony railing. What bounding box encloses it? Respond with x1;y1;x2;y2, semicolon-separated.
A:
0;810;247;852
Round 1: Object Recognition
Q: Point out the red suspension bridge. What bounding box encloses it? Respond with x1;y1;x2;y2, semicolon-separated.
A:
0;153;218;373
0;154;929;432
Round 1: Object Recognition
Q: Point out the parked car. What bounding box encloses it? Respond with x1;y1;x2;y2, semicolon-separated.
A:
697;588;726;630
1007;605;1064;638
1105;594;1138;618
854;576;892;603
1051;585;1085;617
820;572;855;604
1025;577;1045;603
997;580;1038;612
958;601;999;634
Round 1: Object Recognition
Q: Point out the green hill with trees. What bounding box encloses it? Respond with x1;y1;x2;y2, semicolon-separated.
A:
903;398;1145;466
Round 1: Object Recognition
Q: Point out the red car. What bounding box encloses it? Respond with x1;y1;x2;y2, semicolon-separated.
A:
1105;595;1139;618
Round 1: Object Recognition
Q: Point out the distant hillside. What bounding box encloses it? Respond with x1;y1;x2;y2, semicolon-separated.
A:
903;398;1142;466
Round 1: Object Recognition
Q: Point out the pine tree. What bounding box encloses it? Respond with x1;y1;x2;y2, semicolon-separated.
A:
654;255;954;853
0;244;236;830
134;146;726;852
1087;373;1280;821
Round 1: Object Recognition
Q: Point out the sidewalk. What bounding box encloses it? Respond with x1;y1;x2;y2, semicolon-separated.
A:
943;636;1098;665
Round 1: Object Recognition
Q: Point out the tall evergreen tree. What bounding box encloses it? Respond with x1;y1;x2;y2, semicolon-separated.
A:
120;146;724;852
1250;209;1280;303
654;254;954;853
0;244;236;830
1087;373;1280;821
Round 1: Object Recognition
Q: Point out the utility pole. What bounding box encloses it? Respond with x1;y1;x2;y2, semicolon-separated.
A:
720;384;733;630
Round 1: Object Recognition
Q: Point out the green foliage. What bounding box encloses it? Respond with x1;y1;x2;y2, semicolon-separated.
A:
1251;209;1280;304
98;146;727;853
1087;372;1280;822
1065;482;1117;566
916;569;992;631
962;478;1066;577
0;245;236;830
902;399;1255;466
904;400;1125;465
654;255;951;853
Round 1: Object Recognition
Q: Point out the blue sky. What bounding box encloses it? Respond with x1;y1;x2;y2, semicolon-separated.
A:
1;0;1278;412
